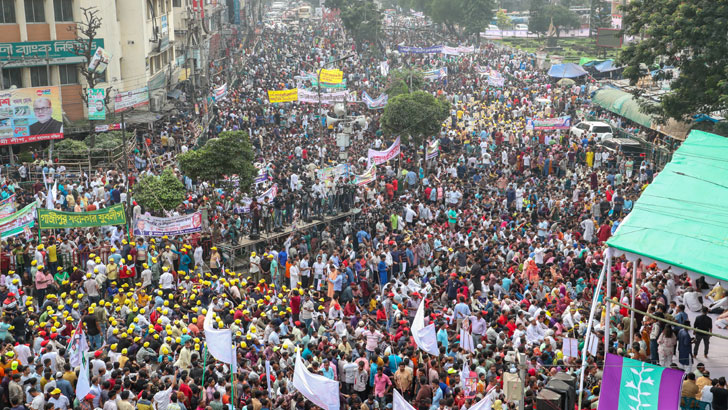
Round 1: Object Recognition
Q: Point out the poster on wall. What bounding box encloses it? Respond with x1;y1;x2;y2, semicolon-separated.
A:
0;86;63;146
87;88;106;120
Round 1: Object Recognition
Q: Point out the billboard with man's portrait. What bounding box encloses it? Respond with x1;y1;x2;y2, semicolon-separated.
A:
0;86;63;146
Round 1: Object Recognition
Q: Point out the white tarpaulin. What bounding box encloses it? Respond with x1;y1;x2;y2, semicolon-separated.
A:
203;304;237;372
411;294;440;356
293;350;340;410
393;389;416;410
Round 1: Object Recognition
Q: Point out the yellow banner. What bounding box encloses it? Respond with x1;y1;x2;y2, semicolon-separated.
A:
318;69;344;84
267;89;299;103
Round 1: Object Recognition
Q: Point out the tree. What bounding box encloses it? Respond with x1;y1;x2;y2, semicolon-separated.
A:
380;91;450;146
178;131;257;191
528;0;549;36
496;10;512;30
338;0;383;51
132;169;186;214
619;0;728;121
544;5;580;37
589;0;612;37
426;0;495;39
70;7;112;147
386;69;426;97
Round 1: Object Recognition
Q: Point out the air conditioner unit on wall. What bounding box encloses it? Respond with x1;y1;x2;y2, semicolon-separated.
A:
150;95;165;112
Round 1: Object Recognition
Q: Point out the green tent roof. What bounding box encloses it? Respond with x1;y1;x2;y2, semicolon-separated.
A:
591;89;653;128
607;130;728;281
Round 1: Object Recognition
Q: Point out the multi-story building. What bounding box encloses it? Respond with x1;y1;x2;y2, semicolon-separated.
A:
0;0;180;122
0;0;242;124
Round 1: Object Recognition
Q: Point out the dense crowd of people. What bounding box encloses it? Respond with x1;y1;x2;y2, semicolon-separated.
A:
0;8;725;410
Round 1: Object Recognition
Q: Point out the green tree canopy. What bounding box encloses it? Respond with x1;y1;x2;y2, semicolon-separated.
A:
338;0;382;50
425;0;495;38
546;5;580;37
496;10;512;30
528;0;549;36
132;169;186;214
178;131;257;191
385;69;425;97
619;0;728;121
380;91;450;146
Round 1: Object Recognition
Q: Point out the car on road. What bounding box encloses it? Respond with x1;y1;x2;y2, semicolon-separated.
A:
570;120;614;141
514;24;529;31
599;138;645;160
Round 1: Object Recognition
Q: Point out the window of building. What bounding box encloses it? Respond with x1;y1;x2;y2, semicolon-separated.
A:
30;66;49;87
1;68;21;89
58;64;78;84
173;0;181;7
25;0;46;23
54;0;73;21
161;49;168;66
0;0;15;23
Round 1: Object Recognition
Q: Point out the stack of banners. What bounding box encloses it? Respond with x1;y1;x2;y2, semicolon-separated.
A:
367;137;401;166
316;164;350;182
317;68;344;84
423;67;448;81
213;83;228;100
298;89;354;105
95;123;124;133
362;91;388;109
0;201;37;239
426;139;440;160
354;165;377;186
37;203;126;229
398;45;476;55
598;353;683;410
488;71;505;87
233;184;279;213
268;89;299;103
526;115;572;130
0;195;16;218
114;86;150;112
132;212;203;237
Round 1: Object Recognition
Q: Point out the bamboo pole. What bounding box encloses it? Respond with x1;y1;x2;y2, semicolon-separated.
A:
611;299;728;341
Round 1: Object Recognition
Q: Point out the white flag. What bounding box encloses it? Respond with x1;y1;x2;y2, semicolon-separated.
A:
45;181;57;210
75;352;91;401
393;389;415;410
460;361;470;392
469;392;495;410
460;326;475;353
203;304;237;372
293;350;340;410
67;323;89;368
411;295;440;356
265;360;273;396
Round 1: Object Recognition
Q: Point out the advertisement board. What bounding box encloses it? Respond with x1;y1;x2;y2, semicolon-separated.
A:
114;87;150;112
0;86;63;146
87;88;106;120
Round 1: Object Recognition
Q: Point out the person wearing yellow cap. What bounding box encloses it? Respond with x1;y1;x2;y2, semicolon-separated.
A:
210;247;221;277
249;251;261;281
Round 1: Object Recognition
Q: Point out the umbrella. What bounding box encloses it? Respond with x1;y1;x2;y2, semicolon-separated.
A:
557;78;575;86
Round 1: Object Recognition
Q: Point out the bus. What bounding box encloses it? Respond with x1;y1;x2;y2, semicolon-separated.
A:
297;5;311;19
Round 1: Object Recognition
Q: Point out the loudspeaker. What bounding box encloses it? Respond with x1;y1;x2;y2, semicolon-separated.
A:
546;379;574;410
536;389;562;410
249;234;260;240
551;372;576;389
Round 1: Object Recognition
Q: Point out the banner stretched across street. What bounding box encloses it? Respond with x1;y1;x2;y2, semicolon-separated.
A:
132;212;203;237
37;204;126;229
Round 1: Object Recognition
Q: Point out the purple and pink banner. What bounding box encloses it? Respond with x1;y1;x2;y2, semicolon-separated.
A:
598;353;683;410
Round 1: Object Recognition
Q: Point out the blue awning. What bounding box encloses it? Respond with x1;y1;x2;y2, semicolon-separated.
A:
548;63;588;78
594;59;620;73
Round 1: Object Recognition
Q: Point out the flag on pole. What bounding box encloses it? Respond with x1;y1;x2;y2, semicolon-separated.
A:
67;322;89;368
597;353;684;410
411;295;439;356
393;389;415;410
265;360;273;396
45;181;57;210
75;350;91;401
203;304;237;372
293;350;340;410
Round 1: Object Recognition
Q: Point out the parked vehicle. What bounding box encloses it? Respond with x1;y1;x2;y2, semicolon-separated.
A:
570;120;614;141
599;138;645;159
